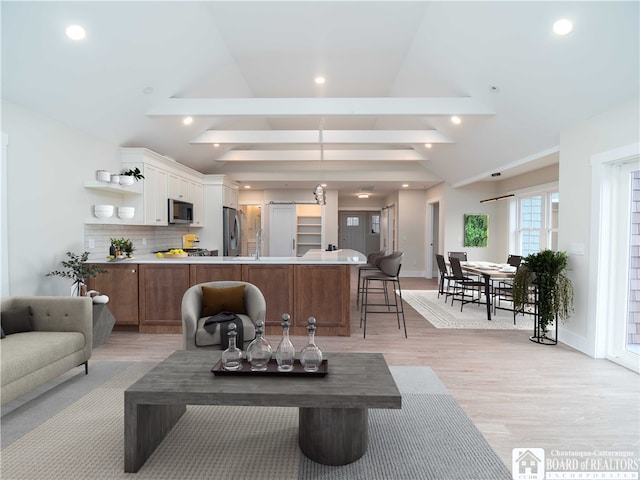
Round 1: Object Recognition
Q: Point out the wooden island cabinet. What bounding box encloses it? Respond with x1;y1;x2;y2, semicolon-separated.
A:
88;249;365;336
88;263;139;327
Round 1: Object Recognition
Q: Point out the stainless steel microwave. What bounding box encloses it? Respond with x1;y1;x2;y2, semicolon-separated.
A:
168;198;194;224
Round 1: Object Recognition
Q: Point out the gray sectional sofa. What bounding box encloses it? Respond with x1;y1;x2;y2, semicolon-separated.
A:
1;296;93;405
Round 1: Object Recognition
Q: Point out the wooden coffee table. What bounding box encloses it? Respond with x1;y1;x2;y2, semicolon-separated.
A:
124;350;401;472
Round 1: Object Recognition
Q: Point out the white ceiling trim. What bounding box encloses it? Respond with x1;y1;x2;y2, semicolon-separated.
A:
147;97;495;117
191;129;453;144
217;149;426;162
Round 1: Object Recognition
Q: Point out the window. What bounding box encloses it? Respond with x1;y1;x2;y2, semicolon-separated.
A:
370;214;380;234
514;188;559;256
346;216;360;227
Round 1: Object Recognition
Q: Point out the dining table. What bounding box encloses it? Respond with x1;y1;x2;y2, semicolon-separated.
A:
459;261;517;321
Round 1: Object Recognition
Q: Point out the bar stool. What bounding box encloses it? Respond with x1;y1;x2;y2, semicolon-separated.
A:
356;249;387;308
360;251;406;338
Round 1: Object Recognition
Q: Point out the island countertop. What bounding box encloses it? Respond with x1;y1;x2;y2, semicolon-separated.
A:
91;248;366;265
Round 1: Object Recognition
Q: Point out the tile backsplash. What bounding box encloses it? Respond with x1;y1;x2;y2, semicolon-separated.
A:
84;224;202;259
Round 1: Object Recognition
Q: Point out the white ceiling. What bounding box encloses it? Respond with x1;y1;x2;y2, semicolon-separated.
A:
2;1;638;199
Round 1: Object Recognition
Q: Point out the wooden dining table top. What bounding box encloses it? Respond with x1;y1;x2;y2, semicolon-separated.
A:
459;261;517;278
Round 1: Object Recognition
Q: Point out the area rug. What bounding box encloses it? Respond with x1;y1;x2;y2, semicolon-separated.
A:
402;289;535;330
0;363;511;480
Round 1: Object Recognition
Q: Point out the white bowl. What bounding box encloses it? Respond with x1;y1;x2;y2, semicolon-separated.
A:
110;174;121;184
92;295;109;304
117;206;135;219
94;204;114;218
119;176;135;186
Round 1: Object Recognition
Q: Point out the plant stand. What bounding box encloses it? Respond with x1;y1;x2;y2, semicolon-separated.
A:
529;284;558;345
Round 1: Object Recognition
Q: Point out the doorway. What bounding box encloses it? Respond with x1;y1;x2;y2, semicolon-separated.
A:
338;211;366;254
427;201;440;278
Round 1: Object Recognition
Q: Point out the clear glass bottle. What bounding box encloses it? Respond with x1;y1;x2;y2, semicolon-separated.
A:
221;322;242;371
300;316;323;372
247;320;272;371
275;313;295;372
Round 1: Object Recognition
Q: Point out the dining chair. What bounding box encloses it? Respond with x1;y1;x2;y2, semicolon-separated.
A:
435;254;455;301
360;251;406;339
448;256;486;312
492;254;524;322
447;251;468;261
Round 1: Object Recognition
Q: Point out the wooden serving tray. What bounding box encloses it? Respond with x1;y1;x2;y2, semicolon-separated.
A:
211;359;328;377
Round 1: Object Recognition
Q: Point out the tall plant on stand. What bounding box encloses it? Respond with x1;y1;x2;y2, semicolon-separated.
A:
512;249;574;343
47;251;107;296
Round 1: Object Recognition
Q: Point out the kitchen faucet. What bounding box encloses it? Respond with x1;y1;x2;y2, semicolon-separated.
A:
255;229;265;260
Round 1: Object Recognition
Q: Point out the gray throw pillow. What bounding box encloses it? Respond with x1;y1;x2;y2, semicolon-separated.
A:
1;307;32;335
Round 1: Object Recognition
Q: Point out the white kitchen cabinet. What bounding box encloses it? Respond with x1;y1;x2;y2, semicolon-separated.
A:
190;181;204;227
223;185;238;208
168;173;190;201
143;164;168;225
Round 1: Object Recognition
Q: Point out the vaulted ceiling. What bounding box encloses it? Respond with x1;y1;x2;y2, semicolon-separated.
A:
2;2;638;199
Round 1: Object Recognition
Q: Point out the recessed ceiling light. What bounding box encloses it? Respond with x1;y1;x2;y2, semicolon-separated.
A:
321;183;327;187
553;19;573;36
315;76;326;85
65;25;86;41
244;185;251;189
489;85;500;93
402;184;409;188
357;194;369;199
425;143;432;149
183;116;193;125
213;143;220;147
451;116;462;125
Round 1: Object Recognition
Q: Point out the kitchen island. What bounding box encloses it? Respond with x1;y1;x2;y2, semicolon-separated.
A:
88;249;365;336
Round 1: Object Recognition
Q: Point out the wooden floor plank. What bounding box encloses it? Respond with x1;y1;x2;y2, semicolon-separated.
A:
92;271;640;466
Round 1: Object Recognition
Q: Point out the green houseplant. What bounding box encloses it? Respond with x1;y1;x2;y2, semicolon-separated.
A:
110;237;135;258
121;167;145;181
512;249;574;339
47;251;107;296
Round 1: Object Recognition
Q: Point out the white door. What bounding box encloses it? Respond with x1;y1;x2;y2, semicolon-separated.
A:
609;161;640;370
269;204;296;256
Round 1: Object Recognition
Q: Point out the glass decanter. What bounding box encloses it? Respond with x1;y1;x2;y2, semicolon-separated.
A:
275;313;295;372
221;322;243;371
300;316;323;372
246;320;272;371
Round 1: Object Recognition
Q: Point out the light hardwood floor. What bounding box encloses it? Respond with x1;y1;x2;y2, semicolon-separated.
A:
92;272;640;466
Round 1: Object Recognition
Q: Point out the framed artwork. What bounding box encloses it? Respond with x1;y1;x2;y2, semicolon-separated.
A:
464;214;488;247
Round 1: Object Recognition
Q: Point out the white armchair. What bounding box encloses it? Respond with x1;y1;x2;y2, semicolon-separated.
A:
181;281;266;350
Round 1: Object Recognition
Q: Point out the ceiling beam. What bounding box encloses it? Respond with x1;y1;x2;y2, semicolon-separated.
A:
147;97;494;117
217;149;426;162
191;129;453;144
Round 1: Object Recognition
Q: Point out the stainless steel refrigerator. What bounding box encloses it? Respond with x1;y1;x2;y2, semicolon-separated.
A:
223;207;241;256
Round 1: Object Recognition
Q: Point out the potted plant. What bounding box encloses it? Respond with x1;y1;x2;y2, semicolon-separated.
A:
119;167;145;186
110;237;135;258
512;249;574;342
47;251;107;296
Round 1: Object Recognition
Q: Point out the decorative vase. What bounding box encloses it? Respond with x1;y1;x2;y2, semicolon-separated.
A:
247;320;272;371
96;170;111;182
221;322;243;371
300;316;323;372
119;176;135;186
110;174;121;184
275;313;295;372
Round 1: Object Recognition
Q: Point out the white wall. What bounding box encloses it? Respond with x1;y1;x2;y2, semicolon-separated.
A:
397;189;427;276
440;182;499;262
2;100;121;296
559;98;640;355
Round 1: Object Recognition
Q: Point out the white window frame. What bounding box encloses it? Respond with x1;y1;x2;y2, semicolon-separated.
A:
509;182;559;256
